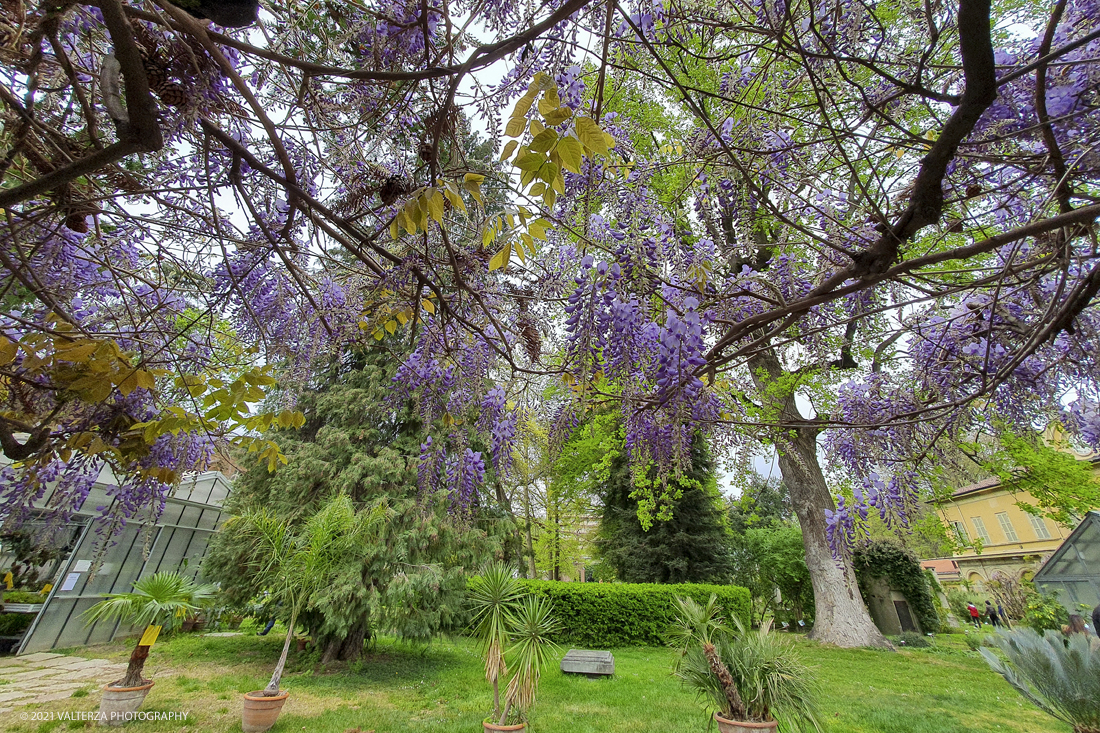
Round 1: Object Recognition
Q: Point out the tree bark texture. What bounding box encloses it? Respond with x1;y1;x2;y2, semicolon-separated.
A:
320;619;367;663
118;642;150;688
748;350;890;648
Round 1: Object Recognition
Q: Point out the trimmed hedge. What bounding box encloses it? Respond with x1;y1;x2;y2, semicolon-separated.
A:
517;580;751;647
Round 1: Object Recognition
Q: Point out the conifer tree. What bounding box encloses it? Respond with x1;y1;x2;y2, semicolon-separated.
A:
595;432;733;584
204;343;509;662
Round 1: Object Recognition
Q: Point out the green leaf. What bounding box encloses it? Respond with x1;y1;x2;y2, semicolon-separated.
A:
529;129;559;154
555;136;584;174
576;116;611;155
500;140;519;161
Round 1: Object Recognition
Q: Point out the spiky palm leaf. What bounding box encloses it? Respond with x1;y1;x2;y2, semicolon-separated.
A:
502;595;560;721
81;571;215;687
981;628;1100;732
467;562;525;719
668;594;729;665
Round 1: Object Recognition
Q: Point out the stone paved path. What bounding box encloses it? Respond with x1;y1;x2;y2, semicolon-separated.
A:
0;653;127;714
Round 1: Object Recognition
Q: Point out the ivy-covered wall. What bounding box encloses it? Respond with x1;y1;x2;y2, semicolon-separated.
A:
853;542;941;634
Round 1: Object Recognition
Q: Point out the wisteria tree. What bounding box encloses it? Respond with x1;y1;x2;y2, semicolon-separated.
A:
1;0;1098;647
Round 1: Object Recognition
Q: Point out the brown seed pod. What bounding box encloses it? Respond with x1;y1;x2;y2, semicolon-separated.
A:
156;82;189;107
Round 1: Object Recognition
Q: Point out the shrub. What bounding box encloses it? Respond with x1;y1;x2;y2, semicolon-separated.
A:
516;581;751;647
894;631;932;648
964;632;983;651
2;590;46;604
1022;588;1069;633
0;613;33;635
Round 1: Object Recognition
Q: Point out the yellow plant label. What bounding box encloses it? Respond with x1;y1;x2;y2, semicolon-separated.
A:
139;625;162;647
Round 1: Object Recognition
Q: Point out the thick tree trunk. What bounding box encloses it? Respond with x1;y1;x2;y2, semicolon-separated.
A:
117;642;150;688
748;350;890;648
320;620;367;663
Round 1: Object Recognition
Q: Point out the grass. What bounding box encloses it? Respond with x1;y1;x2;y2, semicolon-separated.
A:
0;630;1068;733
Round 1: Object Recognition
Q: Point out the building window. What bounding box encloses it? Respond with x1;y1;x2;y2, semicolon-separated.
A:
950;521;969;543
1029;514;1052;540
996;512;1019;542
971;516;992;543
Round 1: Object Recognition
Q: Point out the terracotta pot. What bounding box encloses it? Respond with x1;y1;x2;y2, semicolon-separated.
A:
98;680;154;726
713;712;778;733
242;690;289;733
483;722;525;732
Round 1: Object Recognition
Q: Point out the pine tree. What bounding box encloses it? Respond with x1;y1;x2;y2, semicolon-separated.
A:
595;431;733;584
204;344;510;662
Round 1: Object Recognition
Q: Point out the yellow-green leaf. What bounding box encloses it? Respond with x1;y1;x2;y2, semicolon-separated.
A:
505;117;526;137
543;107;573;126
426;189;445;224
489;242;512;271
55;341;98;362
512;94;534;119
134;370;156;390
556;136;584;174
385;319;398;334
515;152;546;171
538;90;561;115
421;298;436;314
576;116;611;155
500;140;518;161
0;337;18;366
529;128;559;154
443;184;467;214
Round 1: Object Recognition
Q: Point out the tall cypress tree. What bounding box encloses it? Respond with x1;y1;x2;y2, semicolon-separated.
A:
595;432;733;584
204;344;509;662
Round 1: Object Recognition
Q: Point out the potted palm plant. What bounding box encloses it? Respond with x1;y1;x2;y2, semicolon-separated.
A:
227;493;385;733
82;571;215;726
980;627;1100;733
669;595;822;733
468;563;560;732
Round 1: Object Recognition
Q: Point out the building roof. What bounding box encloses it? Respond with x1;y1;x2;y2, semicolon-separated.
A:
945;454;1100;500
920;558;959;574
949;475;1003;499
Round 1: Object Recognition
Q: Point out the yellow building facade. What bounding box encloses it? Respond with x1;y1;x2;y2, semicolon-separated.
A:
932;477;1078;586
932;457;1100;589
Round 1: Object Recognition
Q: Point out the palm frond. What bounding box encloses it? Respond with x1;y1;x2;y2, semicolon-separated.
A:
504;595;560;715
981;628;1100;730
670;596;822;733
467;562;524;685
81;571;215;631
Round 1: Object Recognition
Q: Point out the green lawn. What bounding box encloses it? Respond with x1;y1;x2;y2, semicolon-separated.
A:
0;631;1066;733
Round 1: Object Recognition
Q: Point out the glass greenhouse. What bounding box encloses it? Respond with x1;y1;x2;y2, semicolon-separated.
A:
1032;511;1100;615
